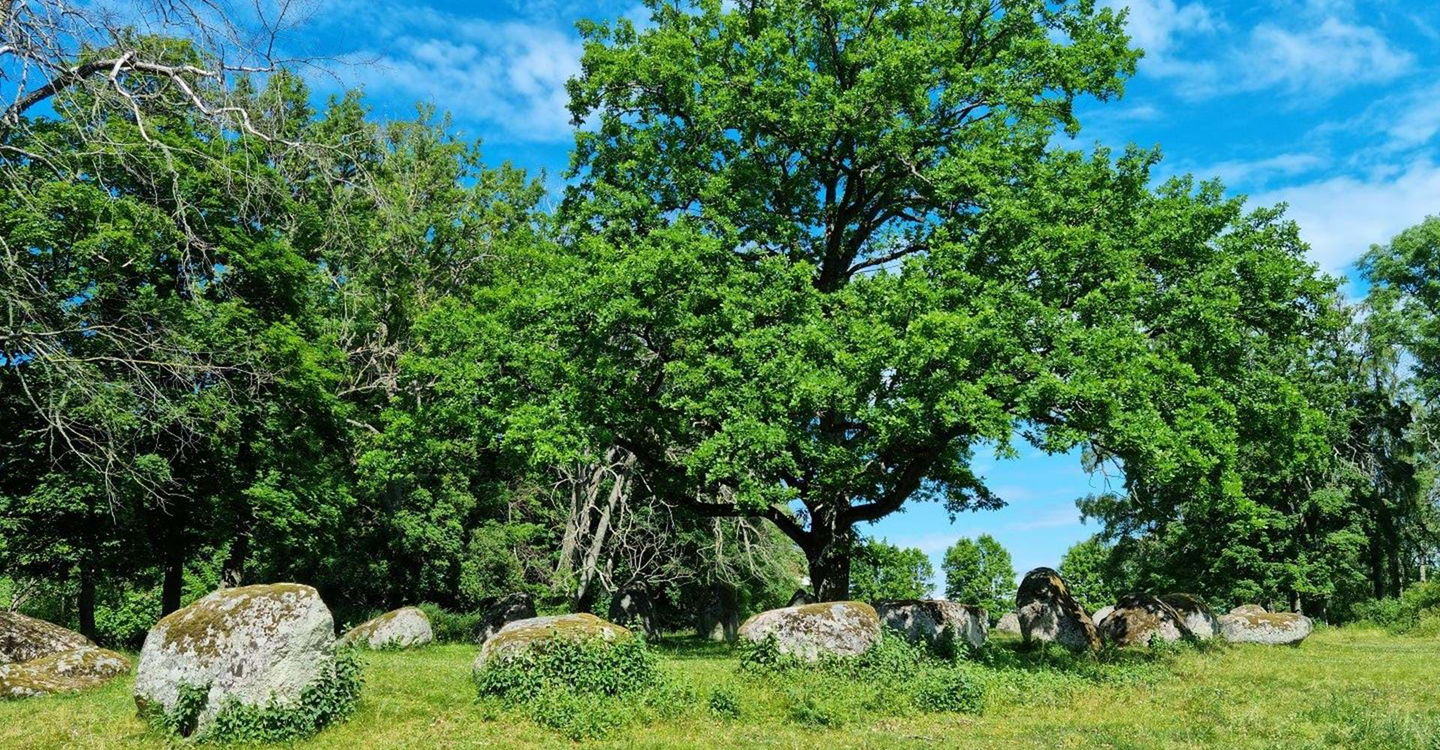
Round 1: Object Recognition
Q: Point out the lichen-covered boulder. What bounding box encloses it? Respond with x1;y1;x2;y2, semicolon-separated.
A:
133;583;345;737
477;593;537;644
608;589;658;640
1218;610;1313;645
1230;604;1267;616
1098;594;1192;647
0;611;92;664
0;647;130;699
475;613;632;669
1092;605;1115;628
1162;594;1220;639
994;611;1022;635
738;601;881;661
342;606;433;649
874;600;987;651
1016;567;1100;652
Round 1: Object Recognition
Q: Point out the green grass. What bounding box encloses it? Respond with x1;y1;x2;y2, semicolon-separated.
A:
4;627;1439;748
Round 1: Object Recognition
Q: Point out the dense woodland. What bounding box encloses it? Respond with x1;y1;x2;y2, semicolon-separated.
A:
2;0;1439;648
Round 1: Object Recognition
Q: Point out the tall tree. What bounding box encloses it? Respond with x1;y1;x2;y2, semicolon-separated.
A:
942;535;1014;617
850;537;933;601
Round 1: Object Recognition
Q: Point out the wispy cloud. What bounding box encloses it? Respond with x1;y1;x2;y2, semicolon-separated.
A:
1005;507;1084;532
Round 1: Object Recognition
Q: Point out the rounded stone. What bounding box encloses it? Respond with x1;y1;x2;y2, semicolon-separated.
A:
342;606;433;649
738;601;881;661
477;593;537;644
1092;605;1115;627
133;583;339;736
873;599;987;651
994;611;1022;635
1161;593;1220;639
0;647;130;698
1016;567;1100;652
1097;594;1192;647
475;613;632;669
1230;604;1267;616
1218;611;1313;645
0;611;92;665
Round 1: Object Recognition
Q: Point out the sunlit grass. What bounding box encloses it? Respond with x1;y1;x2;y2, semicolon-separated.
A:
3;627;1438;748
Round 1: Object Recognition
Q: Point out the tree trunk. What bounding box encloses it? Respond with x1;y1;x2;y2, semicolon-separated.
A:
77;563;97;642
804;513;853;602
221;529;249;588
161;550;184;616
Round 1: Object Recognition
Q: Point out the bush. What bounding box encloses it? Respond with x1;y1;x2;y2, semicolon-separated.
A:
475;635;659;700
913;667;985;714
1351;581;1440;634
707;686;741;719
527;689;631;741
416;603;482;644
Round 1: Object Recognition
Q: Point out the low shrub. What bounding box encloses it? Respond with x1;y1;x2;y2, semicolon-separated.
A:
1350;581;1440;634
707;685;741;719
475;635;659;700
416;603;483;644
913;667;985;714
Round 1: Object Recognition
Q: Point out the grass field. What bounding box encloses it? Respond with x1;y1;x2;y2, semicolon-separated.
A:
3;627;1438;749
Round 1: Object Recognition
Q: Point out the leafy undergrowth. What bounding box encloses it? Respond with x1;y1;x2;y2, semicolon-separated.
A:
4;628;1440;748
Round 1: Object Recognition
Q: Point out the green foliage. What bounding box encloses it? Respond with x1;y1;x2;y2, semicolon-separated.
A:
1351;581;1440;634
707;685;741;719
415;603;483;644
1059;536;1127;613
475;636;659;701
943;535;1016;619
912;669;985;714
849;537;933;601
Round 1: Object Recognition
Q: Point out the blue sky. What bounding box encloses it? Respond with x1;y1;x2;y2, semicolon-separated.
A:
296;0;1440;592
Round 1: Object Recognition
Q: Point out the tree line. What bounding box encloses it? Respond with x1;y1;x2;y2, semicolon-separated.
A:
1;0;1437;644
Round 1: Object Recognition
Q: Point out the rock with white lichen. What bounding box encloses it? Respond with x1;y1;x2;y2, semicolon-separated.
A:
342;606;433;650
0;647;130;699
0;611;93;665
738;601;882;661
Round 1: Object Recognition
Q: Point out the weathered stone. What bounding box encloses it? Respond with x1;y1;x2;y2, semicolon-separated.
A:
1218;611;1313;645
1016;567;1100;652
787;589;816;607
342;606;433;649
608;589;658;640
1161;593;1220;639
1098;594;1192;647
0;647;130;699
133;583;340;736
738;601;881;661
1230;604;1267;616
477;593;537;644
1091;605;1115;628
696;584;740;643
0;611;92;665
873;600;987;651
994;611;1022;635
475;613;632;669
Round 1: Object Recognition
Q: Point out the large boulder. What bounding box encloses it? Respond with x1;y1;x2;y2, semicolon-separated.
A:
696;584;740;643
1230;604;1267;616
1091;605;1115;628
342;606;433;649
1218;610;1313;645
476;593;537;644
873;600;987;651
738;601;881;661
475;613;632;668
994;611;1022;635
1097;594;1192;648
0;611;92;664
0;647;130;699
608;589;658;640
1161;594;1220;639
133;583;344;737
1016;567;1100;652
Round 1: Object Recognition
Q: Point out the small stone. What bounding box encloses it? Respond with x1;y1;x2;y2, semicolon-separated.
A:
342;606;433;649
738;601;881;661
994;611;1022;635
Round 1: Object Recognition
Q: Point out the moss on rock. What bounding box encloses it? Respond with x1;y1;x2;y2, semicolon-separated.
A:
0;612;93;665
476;614;632;668
0;647;130;699
738;601;881;661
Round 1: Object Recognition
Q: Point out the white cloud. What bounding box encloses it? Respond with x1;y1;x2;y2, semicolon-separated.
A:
1253;160;1440;274
1103;0;1221;78
1005;508;1084;532
1201;152;1327;187
1242;18;1413;95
